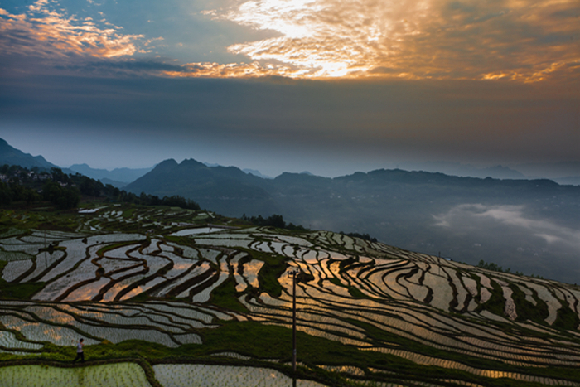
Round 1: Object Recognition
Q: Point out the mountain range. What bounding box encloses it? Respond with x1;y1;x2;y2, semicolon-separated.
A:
68;163;154;187
2;138;580;283
124;158;580;283
0;138;56;170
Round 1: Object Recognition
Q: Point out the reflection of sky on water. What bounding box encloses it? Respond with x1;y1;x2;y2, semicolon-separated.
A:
64;278;111;302
121;286;145;300
0;316;97;346
172;227;221;236
6;225;580;382
270;258;580;368
173;263;193;270
25;306;76;324
243;260;264;288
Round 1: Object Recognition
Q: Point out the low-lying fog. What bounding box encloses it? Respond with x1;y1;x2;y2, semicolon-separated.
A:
432;204;580;283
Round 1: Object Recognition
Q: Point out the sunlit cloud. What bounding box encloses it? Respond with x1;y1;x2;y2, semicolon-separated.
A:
201;0;580;81
162;60;305;78
0;0;149;60
2;0;578;81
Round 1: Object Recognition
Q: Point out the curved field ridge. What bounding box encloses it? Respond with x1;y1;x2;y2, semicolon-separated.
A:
153;364;326;387
2;219;580;386
0;362;151;387
0;302;219;347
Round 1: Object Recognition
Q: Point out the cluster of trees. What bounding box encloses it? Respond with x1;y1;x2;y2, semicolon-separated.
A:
1;165;201;211
133;193;201;210
340;231;378;243
476;259;510;273
0;180;80;209
40;180;81;209
241;214;306;230
476;259;532;276
0;181;40;206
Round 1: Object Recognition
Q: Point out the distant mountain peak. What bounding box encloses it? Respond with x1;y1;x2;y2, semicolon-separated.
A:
158;158;179;167
0;138;56;170
69;162;153;184
179;158;207;168
242;168;271;179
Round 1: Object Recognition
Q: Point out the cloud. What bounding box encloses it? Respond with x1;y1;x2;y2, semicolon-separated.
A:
51;57;184;77
0;0;149;60
201;0;580;81
161;61;303;78
3;0;577;82
434;204;580;250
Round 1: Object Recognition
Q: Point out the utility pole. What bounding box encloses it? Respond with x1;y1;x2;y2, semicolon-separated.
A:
289;269;313;373
292;270;297;372
44;229;47;271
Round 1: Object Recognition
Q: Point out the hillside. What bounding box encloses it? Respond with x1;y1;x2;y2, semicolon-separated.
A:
127;158;280;216
1;204;580;386
127;159;580;283
0;138;56;170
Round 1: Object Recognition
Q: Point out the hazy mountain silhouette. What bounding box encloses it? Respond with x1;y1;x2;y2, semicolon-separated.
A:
0;138;56;170
386;161;526;179
3;136;579;283
242;168;271;179
127;159;580;282
127;159;279;216
69;163;153;184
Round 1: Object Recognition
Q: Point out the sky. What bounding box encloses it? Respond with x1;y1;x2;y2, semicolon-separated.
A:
0;0;579;177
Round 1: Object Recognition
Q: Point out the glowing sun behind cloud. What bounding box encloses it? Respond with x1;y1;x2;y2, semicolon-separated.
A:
189;0;580;81
1;0;578;81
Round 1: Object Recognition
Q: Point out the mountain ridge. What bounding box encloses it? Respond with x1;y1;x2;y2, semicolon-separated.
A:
2;138;579;282
69;163;153;184
0;138;56;170
126;158;580;283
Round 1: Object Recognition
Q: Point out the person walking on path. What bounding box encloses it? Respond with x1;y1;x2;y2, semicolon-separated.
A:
73;338;85;364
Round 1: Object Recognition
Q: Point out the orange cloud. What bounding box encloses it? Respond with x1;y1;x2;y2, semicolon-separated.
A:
0;0;147;59
162;61;302;78
201;0;580;81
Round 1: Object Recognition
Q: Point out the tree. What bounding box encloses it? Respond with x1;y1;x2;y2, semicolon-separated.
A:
0;181;12;205
41;179;80;209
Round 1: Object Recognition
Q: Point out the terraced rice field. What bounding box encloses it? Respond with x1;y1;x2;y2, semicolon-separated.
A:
153;364;327;387
1;206;580;386
0;362;151;386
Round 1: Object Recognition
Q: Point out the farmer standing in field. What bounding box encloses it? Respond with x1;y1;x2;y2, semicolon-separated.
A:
73;338;85;364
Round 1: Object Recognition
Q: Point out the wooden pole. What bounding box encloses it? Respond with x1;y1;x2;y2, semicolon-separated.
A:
292;270;297;372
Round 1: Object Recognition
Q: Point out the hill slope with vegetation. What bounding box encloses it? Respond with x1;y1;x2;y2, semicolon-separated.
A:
0;139;56;170
1;203;580;386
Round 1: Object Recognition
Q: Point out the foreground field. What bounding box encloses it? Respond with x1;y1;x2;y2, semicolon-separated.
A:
1;205;580;386
0;362;325;387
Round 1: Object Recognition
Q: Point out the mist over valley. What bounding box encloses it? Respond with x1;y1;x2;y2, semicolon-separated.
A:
124;158;580;283
2;137;579;283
